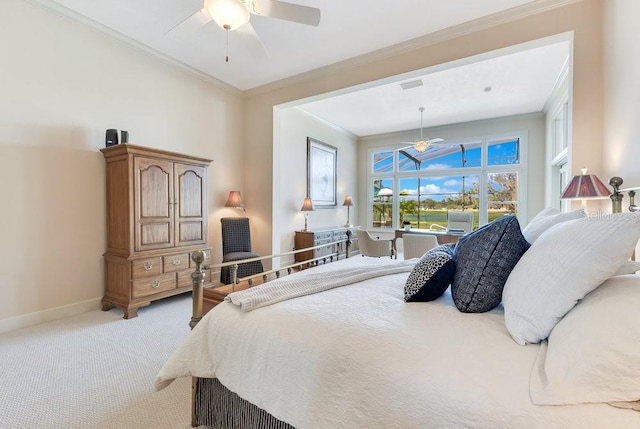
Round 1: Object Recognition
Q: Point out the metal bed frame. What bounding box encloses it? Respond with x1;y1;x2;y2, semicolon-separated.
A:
187;231;354;427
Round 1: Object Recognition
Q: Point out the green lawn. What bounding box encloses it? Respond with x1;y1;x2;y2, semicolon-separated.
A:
401;210;509;230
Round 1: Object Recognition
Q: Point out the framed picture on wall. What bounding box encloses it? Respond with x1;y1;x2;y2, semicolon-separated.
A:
307;137;337;207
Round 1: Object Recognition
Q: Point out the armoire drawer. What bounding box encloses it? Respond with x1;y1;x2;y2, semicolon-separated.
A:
163;253;190;273
132;273;176;298
190;248;212;267
132;257;163;279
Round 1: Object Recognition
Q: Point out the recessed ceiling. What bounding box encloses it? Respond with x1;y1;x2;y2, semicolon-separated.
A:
39;0;543;90
297;40;570;137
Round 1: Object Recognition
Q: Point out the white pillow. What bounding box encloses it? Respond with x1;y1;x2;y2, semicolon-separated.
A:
503;213;640;345
530;274;640;405
614;259;640;275
521;207;585;243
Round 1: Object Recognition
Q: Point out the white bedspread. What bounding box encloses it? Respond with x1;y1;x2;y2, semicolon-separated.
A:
156;257;640;428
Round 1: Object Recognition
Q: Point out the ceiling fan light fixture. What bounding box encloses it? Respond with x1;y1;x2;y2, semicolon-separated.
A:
414;140;429;152
205;0;250;31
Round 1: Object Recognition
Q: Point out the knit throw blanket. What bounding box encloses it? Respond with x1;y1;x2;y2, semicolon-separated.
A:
224;259;415;312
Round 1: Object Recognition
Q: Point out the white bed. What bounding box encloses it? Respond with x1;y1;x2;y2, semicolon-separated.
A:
156;254;640;428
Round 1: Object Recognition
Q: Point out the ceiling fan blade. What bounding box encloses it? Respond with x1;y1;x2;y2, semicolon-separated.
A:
165;8;212;38
236;21;270;57
429;138;444;144
251;0;321;26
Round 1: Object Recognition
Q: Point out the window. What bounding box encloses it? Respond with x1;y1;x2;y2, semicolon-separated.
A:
371;179;393;228
368;135;524;230
549;100;569;211
546;63;570;211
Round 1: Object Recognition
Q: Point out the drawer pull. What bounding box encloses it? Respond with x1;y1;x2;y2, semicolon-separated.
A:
151;281;160;289
171;259;182;266
143;262;153;271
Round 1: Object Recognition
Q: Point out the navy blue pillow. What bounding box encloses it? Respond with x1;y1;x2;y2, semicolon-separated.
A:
451;216;529;312
404;244;456;302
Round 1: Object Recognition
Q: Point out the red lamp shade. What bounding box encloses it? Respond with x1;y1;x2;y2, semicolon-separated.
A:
560;169;610;199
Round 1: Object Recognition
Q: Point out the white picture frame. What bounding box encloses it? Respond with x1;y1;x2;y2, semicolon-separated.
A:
307;137;337;208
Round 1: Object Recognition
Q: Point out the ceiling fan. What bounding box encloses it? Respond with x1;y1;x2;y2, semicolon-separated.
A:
167;0;321;61
396;107;445;153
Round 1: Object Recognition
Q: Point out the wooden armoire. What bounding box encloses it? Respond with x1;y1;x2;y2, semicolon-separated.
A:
101;144;213;318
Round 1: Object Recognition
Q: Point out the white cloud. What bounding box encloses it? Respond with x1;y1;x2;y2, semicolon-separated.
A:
424;163;451;170
421;184;442;194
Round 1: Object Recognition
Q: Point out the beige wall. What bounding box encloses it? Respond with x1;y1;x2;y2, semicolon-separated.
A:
246;0;604;259
0;0;244;331
603;0;640;185
274;108;358;263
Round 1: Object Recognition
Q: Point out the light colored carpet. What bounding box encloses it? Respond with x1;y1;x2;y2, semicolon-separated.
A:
0;294;201;429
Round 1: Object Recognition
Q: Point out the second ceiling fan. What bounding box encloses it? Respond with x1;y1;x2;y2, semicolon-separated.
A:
396;107;445;153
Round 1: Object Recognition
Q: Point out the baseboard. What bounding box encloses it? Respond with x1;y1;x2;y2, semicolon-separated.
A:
0;298;102;334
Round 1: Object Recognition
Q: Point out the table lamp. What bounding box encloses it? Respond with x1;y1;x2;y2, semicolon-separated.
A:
225;191;246;215
300;197;315;231
343;195;354;227
560;168;610;212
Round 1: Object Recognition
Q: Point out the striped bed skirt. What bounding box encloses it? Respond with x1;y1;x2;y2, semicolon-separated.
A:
195;378;295;428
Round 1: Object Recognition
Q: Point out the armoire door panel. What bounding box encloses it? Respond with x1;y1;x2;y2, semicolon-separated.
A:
135;157;174;251
179;221;204;243
140;223;172;247
174;163;207;247
177;169;204;217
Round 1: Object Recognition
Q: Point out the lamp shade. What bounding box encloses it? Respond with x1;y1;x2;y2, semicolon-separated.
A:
342;195;354;207
224;191;245;208
300;197;315;212
560;168;610;199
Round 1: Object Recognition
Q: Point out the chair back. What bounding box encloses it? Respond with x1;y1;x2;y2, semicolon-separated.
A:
447;211;474;232
356;229;394;258
403;234;438;259
221;217;252;255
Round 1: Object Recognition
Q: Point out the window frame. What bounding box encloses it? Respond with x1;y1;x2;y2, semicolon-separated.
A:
367;132;527;230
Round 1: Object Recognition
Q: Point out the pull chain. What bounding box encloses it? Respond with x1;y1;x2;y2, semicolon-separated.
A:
224;24;230;62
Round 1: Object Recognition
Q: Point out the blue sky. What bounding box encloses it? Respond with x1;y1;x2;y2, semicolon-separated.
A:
373;140;518;202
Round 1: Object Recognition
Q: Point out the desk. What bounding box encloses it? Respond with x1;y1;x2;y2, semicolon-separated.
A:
394;228;466;245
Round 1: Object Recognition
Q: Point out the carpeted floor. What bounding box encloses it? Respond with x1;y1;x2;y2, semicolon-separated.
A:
0;294;200;429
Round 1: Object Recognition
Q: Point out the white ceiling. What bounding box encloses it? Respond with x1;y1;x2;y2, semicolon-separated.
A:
37;0;570;136
298;41;570;136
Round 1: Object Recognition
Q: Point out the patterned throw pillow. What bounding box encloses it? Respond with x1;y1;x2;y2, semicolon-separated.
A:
451;216;529;313
404;244;456;302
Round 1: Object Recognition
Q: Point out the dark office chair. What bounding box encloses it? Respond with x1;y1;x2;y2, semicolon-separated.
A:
220;217;263;285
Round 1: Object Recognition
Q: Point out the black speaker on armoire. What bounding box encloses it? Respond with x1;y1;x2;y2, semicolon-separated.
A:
105;129;119;147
